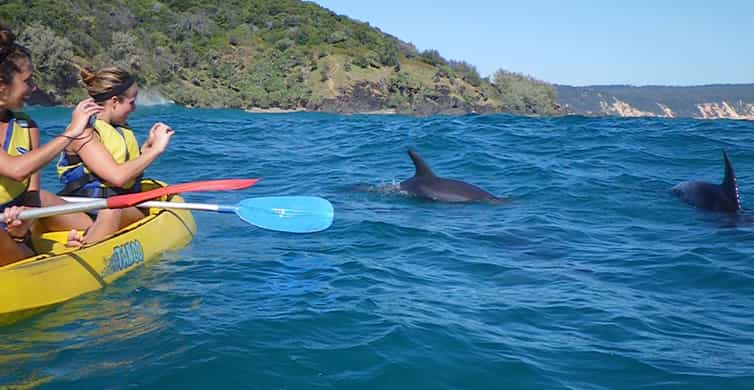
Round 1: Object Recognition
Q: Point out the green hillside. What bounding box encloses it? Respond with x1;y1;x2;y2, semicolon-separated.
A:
0;0;562;115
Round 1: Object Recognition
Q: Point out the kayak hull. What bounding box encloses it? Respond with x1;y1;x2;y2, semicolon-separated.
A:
0;185;195;326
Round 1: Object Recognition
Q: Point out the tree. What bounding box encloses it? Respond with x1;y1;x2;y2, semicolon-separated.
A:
17;23;74;94
377;43;400;67
492;70;558;114
449;60;482;87
110;31;139;70
419;49;446;66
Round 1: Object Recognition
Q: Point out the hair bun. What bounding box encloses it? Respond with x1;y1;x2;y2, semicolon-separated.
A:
79;66;97;86
0;26;16;53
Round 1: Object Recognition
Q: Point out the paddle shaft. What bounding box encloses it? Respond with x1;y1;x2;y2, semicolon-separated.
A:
17;178;258;221
20;199;106;220
60;197;236;213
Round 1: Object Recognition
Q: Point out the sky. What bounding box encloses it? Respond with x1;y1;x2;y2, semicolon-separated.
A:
312;0;754;86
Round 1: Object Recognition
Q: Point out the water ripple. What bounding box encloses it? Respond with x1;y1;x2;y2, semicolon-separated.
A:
3;107;754;389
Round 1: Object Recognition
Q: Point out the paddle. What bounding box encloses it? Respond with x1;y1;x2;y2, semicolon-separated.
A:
19;178;259;220
62;195;334;233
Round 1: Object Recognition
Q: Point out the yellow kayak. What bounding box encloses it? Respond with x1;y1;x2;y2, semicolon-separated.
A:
0;181;196;326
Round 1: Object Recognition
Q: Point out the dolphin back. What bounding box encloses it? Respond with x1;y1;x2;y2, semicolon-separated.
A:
672;150;742;213
407;149;436;177
721;150;742;211
401;149;506;203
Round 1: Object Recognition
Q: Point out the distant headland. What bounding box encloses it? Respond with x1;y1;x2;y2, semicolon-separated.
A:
556;84;754;120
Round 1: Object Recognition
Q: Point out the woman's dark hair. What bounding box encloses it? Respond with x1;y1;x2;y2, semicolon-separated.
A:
0;25;31;87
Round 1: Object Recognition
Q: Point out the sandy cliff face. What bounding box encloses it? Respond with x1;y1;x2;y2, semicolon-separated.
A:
595;98;753;120
657;103;675;118
597;98;679;118
599;98;657;117
556;85;754;120
696;102;754;120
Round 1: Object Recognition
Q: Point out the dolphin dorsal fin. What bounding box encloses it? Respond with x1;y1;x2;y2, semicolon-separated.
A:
721;150;742;210
408;149;436;177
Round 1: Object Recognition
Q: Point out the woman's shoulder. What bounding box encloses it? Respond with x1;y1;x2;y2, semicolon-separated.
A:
66;126;102;152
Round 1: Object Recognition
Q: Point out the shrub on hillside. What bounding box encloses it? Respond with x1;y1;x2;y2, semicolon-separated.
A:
418;49;446;66
492;70;558;115
17;23;74;94
449;60;482;87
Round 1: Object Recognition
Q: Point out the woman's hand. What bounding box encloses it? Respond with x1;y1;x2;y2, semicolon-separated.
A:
142;122;174;154
3;206;30;240
141;126;156;153
64;98;103;139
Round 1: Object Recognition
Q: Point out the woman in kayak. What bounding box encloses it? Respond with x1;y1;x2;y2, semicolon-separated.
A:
0;26;101;265
58;66;174;247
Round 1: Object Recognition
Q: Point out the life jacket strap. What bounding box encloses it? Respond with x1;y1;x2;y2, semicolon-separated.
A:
0;192;27;212
58;174;143;198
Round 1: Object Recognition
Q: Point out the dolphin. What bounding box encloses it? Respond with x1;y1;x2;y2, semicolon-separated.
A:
672;150;742;213
398;149;505;203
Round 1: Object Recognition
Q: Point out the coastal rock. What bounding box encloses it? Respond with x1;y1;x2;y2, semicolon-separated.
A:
28;89;60;106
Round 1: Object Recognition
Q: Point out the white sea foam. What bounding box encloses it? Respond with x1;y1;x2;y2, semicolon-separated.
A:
136;89;173;106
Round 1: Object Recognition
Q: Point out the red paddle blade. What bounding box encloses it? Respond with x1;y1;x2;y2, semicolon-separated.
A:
106;178;260;208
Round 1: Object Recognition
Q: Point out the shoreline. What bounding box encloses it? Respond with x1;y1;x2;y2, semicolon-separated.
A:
22;104;753;121
244;107;308;114
244;107;399;115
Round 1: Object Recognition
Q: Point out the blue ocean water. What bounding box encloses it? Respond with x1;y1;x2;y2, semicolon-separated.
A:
1;105;754;389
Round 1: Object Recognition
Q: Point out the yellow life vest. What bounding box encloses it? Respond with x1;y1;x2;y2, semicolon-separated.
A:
0;112;32;209
57;119;142;197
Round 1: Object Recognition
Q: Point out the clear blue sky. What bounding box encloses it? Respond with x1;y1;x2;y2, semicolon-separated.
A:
313;0;753;86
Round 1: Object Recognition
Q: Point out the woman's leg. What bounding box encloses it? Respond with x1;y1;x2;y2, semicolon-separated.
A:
35;190;93;233
67;206;145;247
118;206;147;229
75;208;122;246
0;230;33;266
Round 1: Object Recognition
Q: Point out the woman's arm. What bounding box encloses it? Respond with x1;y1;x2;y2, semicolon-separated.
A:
27;125;40;192
25;125;41;207
70;123;173;188
0;132;73;181
0;99;102;182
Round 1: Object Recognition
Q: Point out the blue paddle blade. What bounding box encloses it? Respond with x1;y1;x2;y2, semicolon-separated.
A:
235;196;334;233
